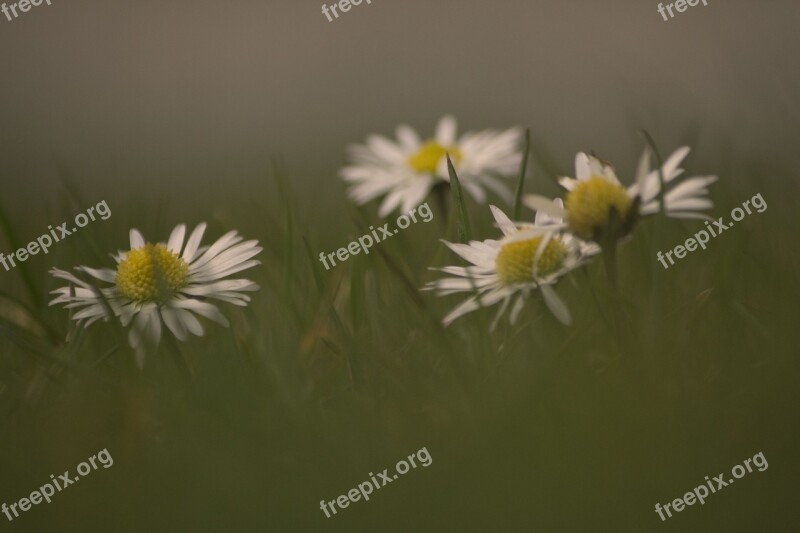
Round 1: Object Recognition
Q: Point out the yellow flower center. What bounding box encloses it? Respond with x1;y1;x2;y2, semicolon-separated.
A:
115;243;189;303
407;141;462;174
565;175;632;240
495;236;567;285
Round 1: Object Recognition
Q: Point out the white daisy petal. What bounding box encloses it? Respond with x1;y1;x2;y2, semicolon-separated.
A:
442;241;496;267
182;279;259;297
635;149;651;193
428;277;496;292
523;195;566;219
167;224;187;254
399;178;434;215
49;268;94;290
128;323;142;350
575;153;592;181
489;296;512;331
666;197;713;212
462;182;486;204
665;176;718;202
205;292;252;306
541;284;572;325
189;240;261;275
476;174;513;204
509;295;526;325
189;231;243;270
665;211;714;221
378;188;410;218
661;146;691;182
396;125;421;151
171;299;230;327
134;347;146;369
436;115;458;146
129;309;150;349
129;229;145;249
535;198;566;226
73;305;111;321
490;205;517;236
475;287;512;308
442;295;480;326
532;232;554;278
558;177;578;191
182;223;207;263
503;226;555;244
191;260;261;284
76;266;116;283
435;156;452;181
175;308;204;337
160;307;188;341
145;307;162;347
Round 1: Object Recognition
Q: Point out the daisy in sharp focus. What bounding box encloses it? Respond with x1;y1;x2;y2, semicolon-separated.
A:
523;146;718;244
49;223;261;366
340;115;522;217
425;202;598;327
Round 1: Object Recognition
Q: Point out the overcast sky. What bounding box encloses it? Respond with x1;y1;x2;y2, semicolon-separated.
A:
1;0;797;211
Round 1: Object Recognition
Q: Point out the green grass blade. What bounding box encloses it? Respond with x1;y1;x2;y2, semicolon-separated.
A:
513;128;531;220
0;203;41;307
301;236;324;294
446;154;471;242
640;130;666;212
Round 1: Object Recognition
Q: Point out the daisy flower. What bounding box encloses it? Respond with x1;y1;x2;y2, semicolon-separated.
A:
524;147;718;243
49;223;261;365
425;203;597;327
340;115;522;217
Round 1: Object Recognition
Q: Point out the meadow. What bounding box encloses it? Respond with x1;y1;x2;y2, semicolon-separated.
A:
0;132;798;532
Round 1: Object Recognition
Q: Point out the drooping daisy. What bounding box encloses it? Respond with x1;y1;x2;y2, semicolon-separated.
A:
425;203;598;327
49;223;261;365
524;147;718;243
340;115;522;217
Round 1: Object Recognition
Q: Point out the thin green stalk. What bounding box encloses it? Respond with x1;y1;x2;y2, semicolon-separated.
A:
640;130;667;359
0;203;41;307
513;128;531;220
640;130;666;213
446;154;471;242
601;242;627;357
433;181;449;228
601;244;619;295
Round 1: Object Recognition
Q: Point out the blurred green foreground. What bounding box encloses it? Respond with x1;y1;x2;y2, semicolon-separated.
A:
1;148;798;532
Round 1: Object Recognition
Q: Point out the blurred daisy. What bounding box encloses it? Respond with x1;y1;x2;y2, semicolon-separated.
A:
425;203;597;327
340;115;522;217
524;147;717;243
50;223;261;365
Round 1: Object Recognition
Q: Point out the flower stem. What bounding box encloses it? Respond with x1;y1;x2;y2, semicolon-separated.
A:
602;243;620;295
433;181;449;228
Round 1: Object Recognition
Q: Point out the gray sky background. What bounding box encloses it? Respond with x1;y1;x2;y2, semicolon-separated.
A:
1;0;798;214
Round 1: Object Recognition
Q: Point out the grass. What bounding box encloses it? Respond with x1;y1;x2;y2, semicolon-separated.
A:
0;139;798;532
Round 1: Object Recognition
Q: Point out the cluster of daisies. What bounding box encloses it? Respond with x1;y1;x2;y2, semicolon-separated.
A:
341;115;718;327
48;115;717;364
